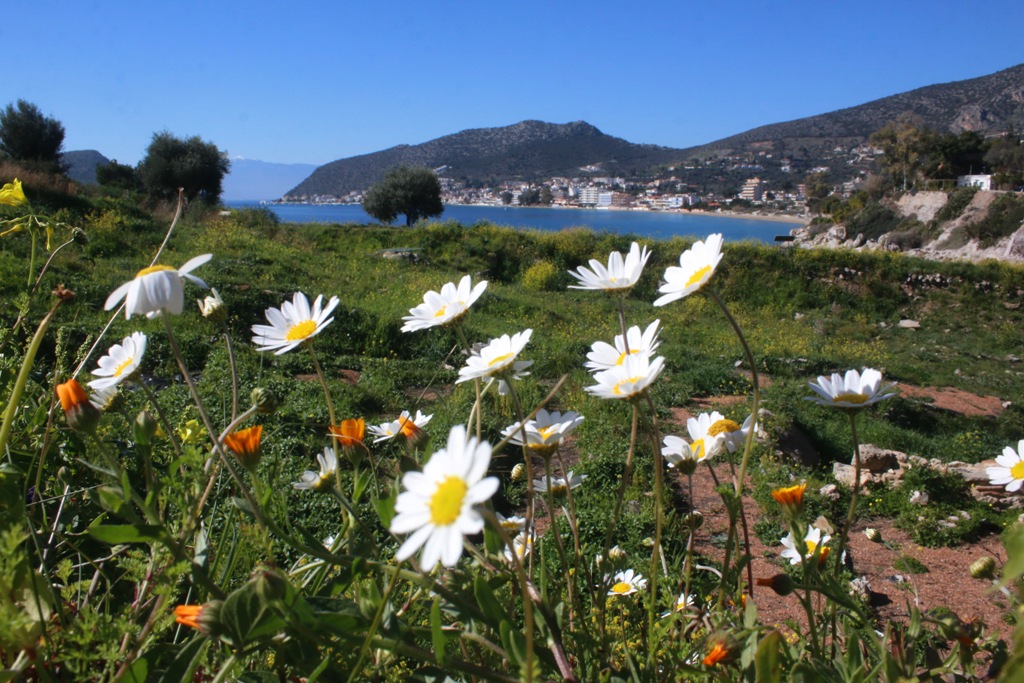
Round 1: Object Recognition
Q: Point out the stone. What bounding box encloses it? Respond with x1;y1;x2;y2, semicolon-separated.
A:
857;444;901;473
898;319;921;329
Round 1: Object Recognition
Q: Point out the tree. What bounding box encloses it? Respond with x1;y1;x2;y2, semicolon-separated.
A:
0;99;67;172
137;131;230;204
870;116;930;191
96;159;141;192
362;166;443;226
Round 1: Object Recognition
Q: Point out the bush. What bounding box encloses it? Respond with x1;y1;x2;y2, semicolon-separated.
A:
521;260;563;291
965;193;1024;246
934;186;978;223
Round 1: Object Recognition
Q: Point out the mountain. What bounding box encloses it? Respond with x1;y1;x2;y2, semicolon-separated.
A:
284;120;686;199
286;64;1024;199
222;158;319;201
63;150;110;185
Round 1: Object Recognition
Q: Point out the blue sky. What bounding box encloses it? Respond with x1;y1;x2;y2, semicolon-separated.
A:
7;1;1024;166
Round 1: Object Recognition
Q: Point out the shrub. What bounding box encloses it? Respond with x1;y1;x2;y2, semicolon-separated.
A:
521;260;563;291
934;186;978;223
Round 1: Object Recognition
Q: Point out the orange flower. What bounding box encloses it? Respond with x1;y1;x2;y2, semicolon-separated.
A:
223;425;263;471
174;604;203;630
755;574;795;596
173;601;222;637
703;642;730;667
329;418;365;451
56;379;100;434
398;415;426;447
771;482;806;516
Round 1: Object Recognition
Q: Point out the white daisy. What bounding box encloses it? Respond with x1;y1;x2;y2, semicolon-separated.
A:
584;353;665;401
686;412;728;463
807;368;897;409
390;425;499;570
653;233;723;306
368;410;433;444
662;435;698;472
584;319;662;371
709;413;756;454
568;241;651;292
456;330;533;384
496;513;526;533
780;525;832;565
197;288;226;322
293;447;338;491
401;275;488;332
251;292;340;355
88;384;119;412
105;254;212;319
503;531;535;564
987;439;1024;492
502;409;584;456
533;471;587;496
88;332;147;390
662;591;696;617
607;569;647;596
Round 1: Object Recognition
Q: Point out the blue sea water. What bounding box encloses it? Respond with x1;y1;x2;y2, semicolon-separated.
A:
226;201;803;244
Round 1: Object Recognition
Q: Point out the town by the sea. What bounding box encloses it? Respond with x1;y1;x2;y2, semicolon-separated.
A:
227;202;804;244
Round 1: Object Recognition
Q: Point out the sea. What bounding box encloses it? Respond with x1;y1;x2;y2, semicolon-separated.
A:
225;202;804;244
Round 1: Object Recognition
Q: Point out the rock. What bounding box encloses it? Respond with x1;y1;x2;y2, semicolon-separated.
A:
857;444;901;473
898;319;921;329
794;312;804;320
1004;225;1024;260
947;461;993;484
909;490;929;505
833;462;873;489
819;484;840;501
774;421;821;467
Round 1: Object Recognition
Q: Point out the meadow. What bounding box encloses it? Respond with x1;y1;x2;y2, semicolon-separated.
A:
2;182;1024;681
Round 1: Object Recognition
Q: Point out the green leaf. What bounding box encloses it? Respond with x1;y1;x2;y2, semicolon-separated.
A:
755;631;782;683
374;494;396;529
88;524;166;545
1001;523;1024;585
500;621;524;670
220;582;285;647
156;636;209;683
116;655;148;683
473;575;506;627
430;597;447;666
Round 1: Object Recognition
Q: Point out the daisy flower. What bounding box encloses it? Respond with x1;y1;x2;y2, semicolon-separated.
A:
780;525;832;565
401;275;488;332
496;513;526;533
662;591;695;617
568;241;651;292
686;412;728;463
55;379;100;434
662;435;698;473
503;531;535;564
252;292;340;355
368;410;433;445
456;330;533;384
709;413;756;454
533;471;587;496
585;353;665;401
105;254;212;319
502;409;584;457
197;288;227;323
223;425;263;472
293;447;338;492
807;368;897;409
987;439;1024;492
88;332;147;390
653;233;723;306
607;569;647;596
88;384;119;412
584;319;662;371
329;418;366;451
390;425;499;570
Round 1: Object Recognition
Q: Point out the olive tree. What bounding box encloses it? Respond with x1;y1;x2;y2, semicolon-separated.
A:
362;166;443;226
0;99;67;172
137;131;230;204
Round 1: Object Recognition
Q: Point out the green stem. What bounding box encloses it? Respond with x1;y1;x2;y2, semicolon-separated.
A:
307;344;338;451
835;410;862;572
0;300;61;457
223;328;240;421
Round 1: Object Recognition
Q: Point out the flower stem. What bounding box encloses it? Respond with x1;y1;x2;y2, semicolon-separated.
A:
835;410;862;573
307;344;338;452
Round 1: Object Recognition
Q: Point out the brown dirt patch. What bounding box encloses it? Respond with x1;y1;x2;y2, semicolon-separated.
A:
898;384;1006;418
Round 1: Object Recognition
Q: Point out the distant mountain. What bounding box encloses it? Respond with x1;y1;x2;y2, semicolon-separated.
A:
223;158;319;201
286;63;1024;199
63;150;110;185
284;120;686;199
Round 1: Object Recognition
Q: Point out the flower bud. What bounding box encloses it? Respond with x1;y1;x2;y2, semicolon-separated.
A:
863;527;883;543
253;568;288;604
250;387;279;414
510;463;526;482
174;600;224;638
608;545;626;561
755;573;795;596
72;227;89;245
56;379;101;435
686;510;704;530
134;411;158;446
969;556;997;580
197;288;227;324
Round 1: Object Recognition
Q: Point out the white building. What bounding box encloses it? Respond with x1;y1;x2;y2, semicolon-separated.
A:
957;174;993;190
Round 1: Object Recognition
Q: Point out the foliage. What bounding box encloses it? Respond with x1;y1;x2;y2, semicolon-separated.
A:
0;99;67;173
964;193;1024;246
137;131;230;204
361;165;444;226
934;186;978;223
95;159;141;192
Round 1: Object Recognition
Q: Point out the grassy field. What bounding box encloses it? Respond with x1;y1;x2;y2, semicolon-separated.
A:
3;188;1024;680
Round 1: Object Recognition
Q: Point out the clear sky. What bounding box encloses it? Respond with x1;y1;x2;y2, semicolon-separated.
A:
6;0;1023;166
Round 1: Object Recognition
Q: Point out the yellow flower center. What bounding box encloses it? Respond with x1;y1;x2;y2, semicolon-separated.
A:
429;476;468;525
708;419;740;437
615;349;639;365
805;540;818;555
833;392;869;404
433;305;447;318
686;265;712;288
113;357;135;377
692;439;707;461
1011;461;1024;480
135;264;176;278
488;352;514;367
286;319;318;341
611;582;632;594
549;483;568;495
500;519;521;530
538;425;558;439
613;376;642;395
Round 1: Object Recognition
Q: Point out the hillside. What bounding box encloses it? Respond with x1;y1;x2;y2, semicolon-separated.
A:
286;63;1024;199
284;120;687;199
62;149;110;185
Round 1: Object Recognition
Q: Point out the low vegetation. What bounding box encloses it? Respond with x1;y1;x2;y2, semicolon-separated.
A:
2;175;1024;681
